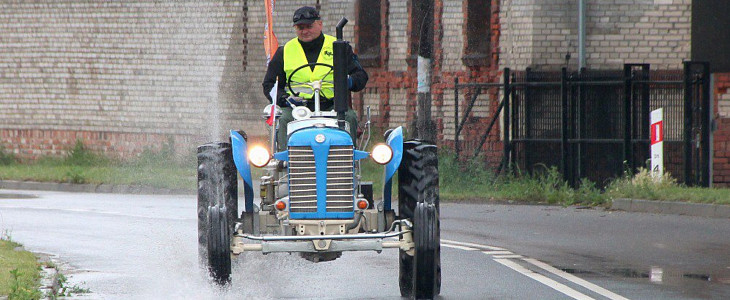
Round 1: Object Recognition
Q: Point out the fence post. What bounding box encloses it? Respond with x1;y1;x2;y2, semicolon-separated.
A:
502;68;511;172
561;68;570;184
623;65;633;171
700;62;711;187
683;61;693;185
510;72;517;168
641;65;651;170
454;77;459;159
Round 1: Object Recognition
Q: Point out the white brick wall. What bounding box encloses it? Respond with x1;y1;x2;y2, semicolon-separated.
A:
499;0;691;71
388;88;408;128
0;0;248;141
720;92;730;118
442;1;466;72
362;90;381;123
387;0;409;72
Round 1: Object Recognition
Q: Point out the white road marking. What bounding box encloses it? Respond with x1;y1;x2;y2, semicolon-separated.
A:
492;254;524;259
440;243;479;251
440;239;506;251
443;238;626;299
481;250;514;255
493;258;596;300
523;258;630;300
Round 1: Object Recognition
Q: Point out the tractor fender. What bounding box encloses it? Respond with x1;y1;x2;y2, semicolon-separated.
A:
385;126;404;182
229;130;254;213
383;126;403;210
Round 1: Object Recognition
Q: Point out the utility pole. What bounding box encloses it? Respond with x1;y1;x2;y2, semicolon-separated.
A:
415;0;436;142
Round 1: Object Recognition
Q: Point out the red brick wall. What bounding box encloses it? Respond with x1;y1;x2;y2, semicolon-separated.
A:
0;129;200;160
713;73;730;187
356;0;504;166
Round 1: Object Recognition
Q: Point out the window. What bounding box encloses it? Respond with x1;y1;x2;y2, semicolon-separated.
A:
463;0;490;66
356;0;382;67
408;0;430;67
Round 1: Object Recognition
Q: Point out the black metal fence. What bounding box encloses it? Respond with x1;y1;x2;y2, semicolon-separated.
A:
454;62;711;187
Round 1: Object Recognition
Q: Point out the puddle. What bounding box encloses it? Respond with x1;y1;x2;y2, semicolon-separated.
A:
0;192;39;199
557;265;730;286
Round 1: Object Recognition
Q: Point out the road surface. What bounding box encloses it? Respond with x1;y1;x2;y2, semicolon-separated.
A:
0;189;728;299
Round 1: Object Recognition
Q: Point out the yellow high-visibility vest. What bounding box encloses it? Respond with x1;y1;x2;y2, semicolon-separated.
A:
283;34;336;100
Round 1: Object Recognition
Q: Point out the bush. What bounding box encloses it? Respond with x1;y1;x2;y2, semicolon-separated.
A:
64;140;107;166
130;136;193;168
605;168;678;200
0;144;17;165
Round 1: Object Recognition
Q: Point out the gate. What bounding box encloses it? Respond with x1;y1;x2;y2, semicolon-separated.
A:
454;62;711;187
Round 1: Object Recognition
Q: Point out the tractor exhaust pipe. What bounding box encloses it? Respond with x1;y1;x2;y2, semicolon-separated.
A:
333;18;349;130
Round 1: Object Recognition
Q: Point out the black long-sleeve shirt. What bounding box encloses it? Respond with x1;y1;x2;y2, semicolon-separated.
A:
262;33;368;110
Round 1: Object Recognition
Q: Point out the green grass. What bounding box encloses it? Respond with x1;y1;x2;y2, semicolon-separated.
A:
0;139;196;190
2;139;729;206
605;168;730;205
0;233;42;300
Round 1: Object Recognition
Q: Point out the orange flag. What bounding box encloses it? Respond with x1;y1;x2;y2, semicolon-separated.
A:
265;0;279;126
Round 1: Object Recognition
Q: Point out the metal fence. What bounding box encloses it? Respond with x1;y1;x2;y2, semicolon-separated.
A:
454;62;711;187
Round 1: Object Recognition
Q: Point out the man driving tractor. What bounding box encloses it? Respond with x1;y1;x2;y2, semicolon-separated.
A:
262;6;369;151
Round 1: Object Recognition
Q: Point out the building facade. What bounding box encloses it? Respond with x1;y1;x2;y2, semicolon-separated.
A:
2;0;729;184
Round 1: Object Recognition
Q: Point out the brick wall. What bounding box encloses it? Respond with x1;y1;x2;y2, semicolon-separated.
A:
713;73;730;187
387;0;409;73
3;0;728;186
499;0;691;71
0;0;248;158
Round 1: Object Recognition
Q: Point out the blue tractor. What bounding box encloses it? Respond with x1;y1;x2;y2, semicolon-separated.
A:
196;18;440;299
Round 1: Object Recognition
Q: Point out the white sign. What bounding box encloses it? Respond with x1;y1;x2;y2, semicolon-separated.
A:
650;108;664;179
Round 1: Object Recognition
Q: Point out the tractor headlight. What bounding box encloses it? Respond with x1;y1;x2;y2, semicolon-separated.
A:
248;145;271;168
371;144;393;165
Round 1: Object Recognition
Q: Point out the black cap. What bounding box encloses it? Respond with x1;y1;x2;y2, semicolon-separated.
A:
293;6;320;25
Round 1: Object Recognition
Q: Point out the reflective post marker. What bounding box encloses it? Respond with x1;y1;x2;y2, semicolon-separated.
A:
650;108;664;179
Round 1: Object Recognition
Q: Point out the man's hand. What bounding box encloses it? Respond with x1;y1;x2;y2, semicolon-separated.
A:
286;95;306;107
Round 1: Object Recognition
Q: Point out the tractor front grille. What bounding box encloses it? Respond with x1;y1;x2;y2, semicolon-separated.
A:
289;146;317;213
325;146;354;212
288;146;354;214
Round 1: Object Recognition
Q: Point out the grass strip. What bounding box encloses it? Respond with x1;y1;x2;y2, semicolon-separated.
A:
0;238;41;299
2;139;729;206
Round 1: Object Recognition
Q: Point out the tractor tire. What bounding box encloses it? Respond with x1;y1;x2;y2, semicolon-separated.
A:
412;202;440;299
397;140;439;220
207;205;231;284
398;140;441;298
197;143;238;277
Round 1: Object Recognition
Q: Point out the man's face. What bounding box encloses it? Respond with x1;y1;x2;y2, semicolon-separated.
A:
294;20;323;42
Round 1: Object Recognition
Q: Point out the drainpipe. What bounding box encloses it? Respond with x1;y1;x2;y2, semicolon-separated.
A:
578;0;586;70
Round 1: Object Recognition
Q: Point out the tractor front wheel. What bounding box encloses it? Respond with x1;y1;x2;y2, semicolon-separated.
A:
197;142;237;284
207;205;231;284
398;140;441;298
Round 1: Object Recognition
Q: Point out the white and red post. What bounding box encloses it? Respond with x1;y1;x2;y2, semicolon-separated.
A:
650;108;664;179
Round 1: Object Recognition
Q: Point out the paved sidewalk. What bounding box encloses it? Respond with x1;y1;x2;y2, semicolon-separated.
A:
611;198;730;219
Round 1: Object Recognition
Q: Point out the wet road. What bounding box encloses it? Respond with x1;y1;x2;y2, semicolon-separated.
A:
0;189;729;299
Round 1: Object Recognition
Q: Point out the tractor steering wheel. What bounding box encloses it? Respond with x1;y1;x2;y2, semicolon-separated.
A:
286;62;335;98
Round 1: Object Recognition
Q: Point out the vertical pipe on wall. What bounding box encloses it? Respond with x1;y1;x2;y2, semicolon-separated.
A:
578;0;586;70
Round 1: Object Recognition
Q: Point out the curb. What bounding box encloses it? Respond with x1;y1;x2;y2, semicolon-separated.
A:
0;180;194;195
611;198;730;219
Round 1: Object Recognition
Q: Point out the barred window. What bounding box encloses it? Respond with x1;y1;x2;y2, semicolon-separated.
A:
463;0;491;66
356;0;382;67
408;0;430;66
